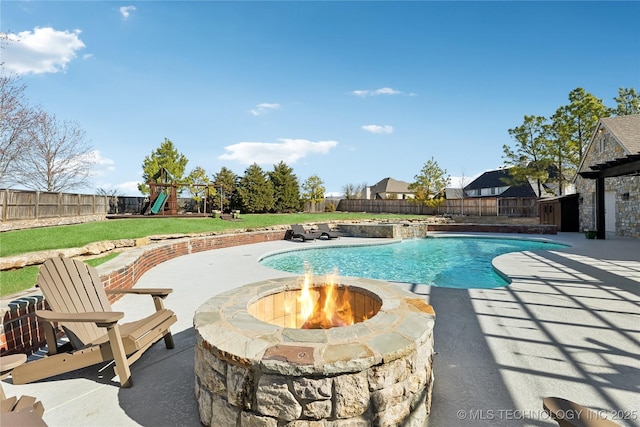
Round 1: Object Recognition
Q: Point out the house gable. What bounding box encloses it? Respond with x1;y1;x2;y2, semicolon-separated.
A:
575;114;640;238
464;168;535;198
368;177;414;199
577;114;640;177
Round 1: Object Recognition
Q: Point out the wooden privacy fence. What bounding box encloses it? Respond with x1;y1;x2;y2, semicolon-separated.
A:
0;189;109;222
334;197;538;217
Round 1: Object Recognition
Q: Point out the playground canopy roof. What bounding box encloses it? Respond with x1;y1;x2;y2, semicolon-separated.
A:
151;168;176;183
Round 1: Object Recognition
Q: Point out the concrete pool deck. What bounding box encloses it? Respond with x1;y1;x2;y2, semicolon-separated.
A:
2;232;639;426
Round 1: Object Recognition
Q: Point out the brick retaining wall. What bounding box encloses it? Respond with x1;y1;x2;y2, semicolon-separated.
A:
0;230;286;356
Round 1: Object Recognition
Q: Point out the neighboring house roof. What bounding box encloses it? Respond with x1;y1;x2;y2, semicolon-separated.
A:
465;167;537;198
500;183;537;198
464;168;511;191
369;177;412;195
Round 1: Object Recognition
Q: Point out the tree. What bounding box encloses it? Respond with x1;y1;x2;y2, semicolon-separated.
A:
11;109;95;192
408;157;450;207
0;67;35;186
268;161;300;213
342;182;367;199
504;115;552;196
97;187;123;213
185;166;211;213
555;88;609;163
237;163;275;213
612;87;640;116
138;138;188;194
212;166;238;211
546;110;578;196
301;174;325;203
343;183;357;199
456;169;472;215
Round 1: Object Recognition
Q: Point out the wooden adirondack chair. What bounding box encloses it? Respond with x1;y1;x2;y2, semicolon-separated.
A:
11;256;177;388
543;397;621;427
1;354;47;426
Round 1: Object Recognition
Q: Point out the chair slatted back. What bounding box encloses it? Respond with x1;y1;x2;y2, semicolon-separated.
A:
291;224;306;234
38;257;113;348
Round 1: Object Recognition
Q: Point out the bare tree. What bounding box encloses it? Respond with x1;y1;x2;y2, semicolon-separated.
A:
457;169;471;215
355;182;367;199
97;187;123;213
0;68;34;186
343;183;357;199
12;109;95;191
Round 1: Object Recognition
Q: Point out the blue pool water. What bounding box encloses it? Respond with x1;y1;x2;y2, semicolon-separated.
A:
260;237;567;289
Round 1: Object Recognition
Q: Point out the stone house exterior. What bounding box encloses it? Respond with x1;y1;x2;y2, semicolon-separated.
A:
575;114;640;239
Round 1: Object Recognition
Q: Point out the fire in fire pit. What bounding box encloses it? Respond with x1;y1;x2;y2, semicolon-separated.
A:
194;276;435;426
248;272;382;329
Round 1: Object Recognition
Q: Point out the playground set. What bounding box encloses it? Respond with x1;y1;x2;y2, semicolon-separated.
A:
140;168;212;216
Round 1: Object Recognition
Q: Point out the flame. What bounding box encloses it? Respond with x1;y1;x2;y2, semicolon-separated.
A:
296;270;354;329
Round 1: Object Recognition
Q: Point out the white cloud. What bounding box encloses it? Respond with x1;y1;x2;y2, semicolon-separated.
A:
362;125;393;134
120;6;136;19
2;27;86;75
115;181;143;195
250;103;281;116
351;87;404;97
80;150;115;176
219;138;338;165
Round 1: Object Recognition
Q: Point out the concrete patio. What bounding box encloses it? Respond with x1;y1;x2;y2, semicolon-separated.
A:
2;232;639;426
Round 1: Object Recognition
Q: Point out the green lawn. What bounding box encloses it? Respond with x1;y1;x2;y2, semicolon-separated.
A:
0;213;419;296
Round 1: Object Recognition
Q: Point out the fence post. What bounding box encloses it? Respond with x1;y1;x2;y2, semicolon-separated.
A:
2;189;7;221
35;191;41;219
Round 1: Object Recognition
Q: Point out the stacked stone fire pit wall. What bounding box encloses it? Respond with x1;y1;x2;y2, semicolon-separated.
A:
194;277;436;427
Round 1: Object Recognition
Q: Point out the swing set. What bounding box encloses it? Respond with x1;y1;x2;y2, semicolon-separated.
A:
141;168;212;216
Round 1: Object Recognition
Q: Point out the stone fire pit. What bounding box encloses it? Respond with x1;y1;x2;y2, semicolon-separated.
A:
194;276;435;426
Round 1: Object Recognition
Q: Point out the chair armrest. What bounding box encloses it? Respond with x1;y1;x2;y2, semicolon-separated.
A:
36;309;125;325
1;354;28;379
107;288;173;298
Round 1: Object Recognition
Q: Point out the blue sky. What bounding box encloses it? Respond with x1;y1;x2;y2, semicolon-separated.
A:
2;1;639;196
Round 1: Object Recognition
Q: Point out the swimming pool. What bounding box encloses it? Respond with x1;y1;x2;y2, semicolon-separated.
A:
259;236;567;289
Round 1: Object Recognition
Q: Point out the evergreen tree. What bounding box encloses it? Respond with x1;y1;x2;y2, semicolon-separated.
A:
269;161;301;213
212;166;238;212
547;110;578;195
553;88;609;164
408;157;450;207
504;115;552;196
237;163;275;213
612;87;640;116
139;138;188;194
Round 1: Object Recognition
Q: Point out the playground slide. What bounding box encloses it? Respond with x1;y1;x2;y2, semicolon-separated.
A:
150;191;168;214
